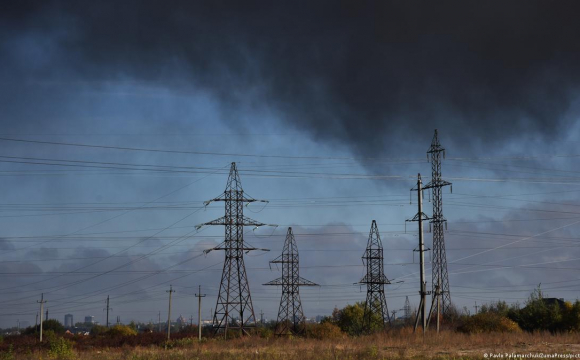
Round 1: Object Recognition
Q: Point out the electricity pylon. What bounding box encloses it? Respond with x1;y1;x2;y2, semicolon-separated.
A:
359;220;391;331
199;162;271;338
404;296;411;319
423;129;453;328
264;227;318;335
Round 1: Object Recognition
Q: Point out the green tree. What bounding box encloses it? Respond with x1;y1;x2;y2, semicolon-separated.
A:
90;325;107;335
510;287;563;332
23;319;65;335
335;302;364;335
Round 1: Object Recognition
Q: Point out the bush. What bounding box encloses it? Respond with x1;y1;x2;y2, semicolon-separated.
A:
47;337;74;359
179;325;198;334
335;302;364;335
255;326;273;339
305;322;343;340
510;288;563;332
458;312;521;334
106;325;138;337
479;300;512;317
90;325;107;336
23;319;65;335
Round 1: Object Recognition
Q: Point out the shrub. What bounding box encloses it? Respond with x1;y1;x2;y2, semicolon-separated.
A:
47;337;74;359
305;322;343;340
457;312;521;334
479;300;512;317
335;302;364;335
510;288;563;332
90;325;107;336
106;325;138;337
23;319;65;335
255;326;273;339
179;325;198;334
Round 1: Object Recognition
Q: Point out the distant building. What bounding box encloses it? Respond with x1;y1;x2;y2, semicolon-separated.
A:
176;315;187;328
543;298;566;308
64;314;74;327
84;316;95;324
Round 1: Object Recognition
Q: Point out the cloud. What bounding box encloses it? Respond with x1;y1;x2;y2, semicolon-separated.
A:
3;1;580;156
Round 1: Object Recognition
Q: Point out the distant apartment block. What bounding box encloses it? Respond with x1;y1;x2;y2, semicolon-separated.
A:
64;314;74;327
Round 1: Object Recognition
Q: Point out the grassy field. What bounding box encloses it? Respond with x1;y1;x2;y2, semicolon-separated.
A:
3;328;580;360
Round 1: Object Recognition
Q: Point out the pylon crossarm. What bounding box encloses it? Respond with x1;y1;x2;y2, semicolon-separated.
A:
423;179;451;189
263;278;284;286
297;277;318;286
195;216;273;230
205;245;268;253
204;194;268;205
359;274;391;284
203;241;227;254
406;212;430;222
203;192;227;207
243;216;269;228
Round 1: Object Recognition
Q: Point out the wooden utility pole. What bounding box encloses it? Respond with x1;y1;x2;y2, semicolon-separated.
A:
195;285;206;341
37;294;47;342
104;295;112;328
166;285;175;340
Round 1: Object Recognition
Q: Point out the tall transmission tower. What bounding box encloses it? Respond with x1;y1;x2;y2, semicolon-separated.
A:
407;173;431;334
264;227;318;336
358;220;391;331
404;296;411;319
423;129;453;322
199;162;270;338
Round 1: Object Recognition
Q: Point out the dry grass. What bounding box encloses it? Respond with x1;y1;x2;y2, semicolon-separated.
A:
3;328;580;359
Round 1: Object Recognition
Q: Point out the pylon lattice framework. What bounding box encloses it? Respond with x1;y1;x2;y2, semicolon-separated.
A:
359;220;391;330
404;296;411;319
423;130;453;316
264;227;318;336
199;162;269;337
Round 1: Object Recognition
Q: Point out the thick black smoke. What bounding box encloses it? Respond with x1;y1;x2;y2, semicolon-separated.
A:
2;1;580;155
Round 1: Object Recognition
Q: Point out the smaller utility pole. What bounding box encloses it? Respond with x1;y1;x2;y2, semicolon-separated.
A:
260;310;264;325
45;309;48;321
116;316;120;325
167;285;175;340
158;311;161;332
104;295;112;328
37;294;47;342
407;173;431;335
17;319;20;332
474;302;479;314
35;312;38;334
195;285;206;341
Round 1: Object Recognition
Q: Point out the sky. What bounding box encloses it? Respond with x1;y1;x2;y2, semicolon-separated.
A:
1;0;580;328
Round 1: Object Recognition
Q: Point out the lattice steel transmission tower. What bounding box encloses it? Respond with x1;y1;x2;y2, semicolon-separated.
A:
404;296;411;319
264;227;318;336
423;130;453;320
199;162;270;338
359;220;391;331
